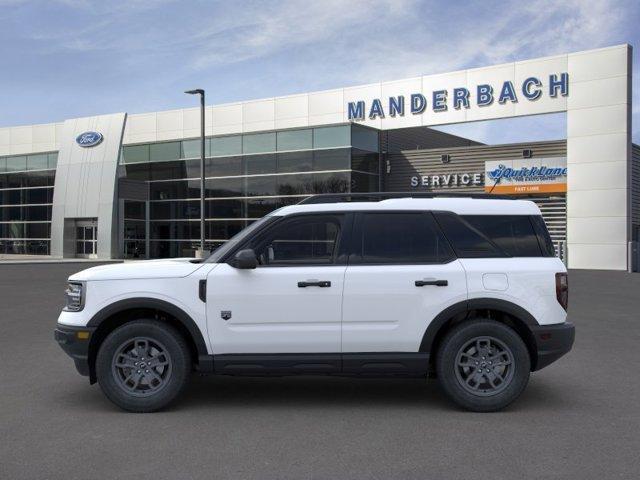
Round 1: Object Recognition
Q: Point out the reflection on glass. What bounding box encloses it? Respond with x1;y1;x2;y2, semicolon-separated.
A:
122;145;150;163
277;129;312;151
313;126;350;149
150;142;181;162
243;133;276;154
245;154;276;175
211;136;242;157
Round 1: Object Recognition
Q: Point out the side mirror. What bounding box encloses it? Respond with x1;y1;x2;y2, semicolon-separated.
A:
231;249;258;269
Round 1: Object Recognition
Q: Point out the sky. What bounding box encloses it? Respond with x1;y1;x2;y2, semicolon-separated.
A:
0;0;638;144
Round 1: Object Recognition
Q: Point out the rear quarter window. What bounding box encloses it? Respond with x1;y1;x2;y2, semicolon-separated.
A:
461;215;543;257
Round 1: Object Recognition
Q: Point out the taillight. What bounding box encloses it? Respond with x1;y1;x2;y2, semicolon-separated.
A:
555;272;568;311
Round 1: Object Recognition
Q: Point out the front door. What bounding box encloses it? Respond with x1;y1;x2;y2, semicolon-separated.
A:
75;220;98;259
207;213;349;355
342;212;467;353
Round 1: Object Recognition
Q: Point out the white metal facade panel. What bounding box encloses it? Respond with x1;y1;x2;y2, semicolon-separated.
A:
50;113;126;259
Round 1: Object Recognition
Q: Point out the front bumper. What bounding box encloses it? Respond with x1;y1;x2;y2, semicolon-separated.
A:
531;321;575;371
54;324;96;377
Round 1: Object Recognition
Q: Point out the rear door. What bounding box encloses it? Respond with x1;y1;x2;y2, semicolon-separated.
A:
341;211;467;353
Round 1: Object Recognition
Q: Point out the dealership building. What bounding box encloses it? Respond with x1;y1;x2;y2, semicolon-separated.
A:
0;44;637;271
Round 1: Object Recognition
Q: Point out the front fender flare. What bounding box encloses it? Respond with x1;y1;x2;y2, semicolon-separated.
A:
86;297;208;357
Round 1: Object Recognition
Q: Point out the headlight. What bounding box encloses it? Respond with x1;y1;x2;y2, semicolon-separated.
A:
63;282;85;312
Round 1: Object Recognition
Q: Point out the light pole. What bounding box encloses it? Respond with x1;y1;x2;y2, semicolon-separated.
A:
184;88;206;258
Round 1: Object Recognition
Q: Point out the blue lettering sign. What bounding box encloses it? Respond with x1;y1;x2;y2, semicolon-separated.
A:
346;72;568;121
453;88;470;109
369;98;385;119
410;93;426;114
477;84;494;106
432;90;447;112
549;73;569;97
389;96;405;117
498;81;518;104
522;77;542;100
347;101;365;120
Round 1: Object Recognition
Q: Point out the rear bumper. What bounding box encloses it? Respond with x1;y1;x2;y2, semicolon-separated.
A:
531;321;575;371
54;324;95;377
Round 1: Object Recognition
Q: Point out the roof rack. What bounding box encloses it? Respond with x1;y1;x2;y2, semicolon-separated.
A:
297;192;513;205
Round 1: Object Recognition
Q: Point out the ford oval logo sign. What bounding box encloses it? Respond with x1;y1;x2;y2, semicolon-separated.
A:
76;131;103;148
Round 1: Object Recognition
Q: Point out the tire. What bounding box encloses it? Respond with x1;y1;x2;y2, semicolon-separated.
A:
96;320;191;412
436;319;530;412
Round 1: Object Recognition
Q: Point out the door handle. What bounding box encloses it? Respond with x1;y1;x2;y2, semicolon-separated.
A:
298;280;331;288
415;279;448;287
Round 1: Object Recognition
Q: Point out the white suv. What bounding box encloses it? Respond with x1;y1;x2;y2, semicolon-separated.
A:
55;196;574;412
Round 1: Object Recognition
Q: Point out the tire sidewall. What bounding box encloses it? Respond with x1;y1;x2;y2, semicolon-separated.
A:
436;319;531;412
96;320;190;412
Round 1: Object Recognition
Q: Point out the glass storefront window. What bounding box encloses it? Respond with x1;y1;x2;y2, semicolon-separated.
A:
150;142;181;162
119;127;387;259
206;199;243;219
313;126;350;149
181;138;211;159
48;153;58;169
278;151;312;173
351;125;380;153
351;171;379;192
351;149;379;173
207;177;244;197
122;145;150;163
277;129;312;151
211;136;242;157
206;156;243;177
206;220;246;240
245;154;276;175
150;200;201;220
313;149;350;171
124;201;145;220
123;163;150;181
246;175;277;197
6;156;27;172
243;133;276;154
149;160;188;181
246;198;280;218
0;153;57;174
27;154;49;170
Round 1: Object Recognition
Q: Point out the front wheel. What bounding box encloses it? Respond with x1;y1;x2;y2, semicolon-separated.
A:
96;320;191;412
436;319;530;412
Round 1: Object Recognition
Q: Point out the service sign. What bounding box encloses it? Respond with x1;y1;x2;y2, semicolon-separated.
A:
485;157;567;194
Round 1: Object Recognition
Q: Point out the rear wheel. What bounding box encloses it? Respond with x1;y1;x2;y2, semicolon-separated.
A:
96;320;191;412
436;319;530;412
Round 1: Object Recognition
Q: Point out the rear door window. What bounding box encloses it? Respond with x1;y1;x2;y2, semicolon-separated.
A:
354;212;455;264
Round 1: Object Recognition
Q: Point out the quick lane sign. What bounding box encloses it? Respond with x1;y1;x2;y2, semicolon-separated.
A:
348;73;568;120
485;157;567;194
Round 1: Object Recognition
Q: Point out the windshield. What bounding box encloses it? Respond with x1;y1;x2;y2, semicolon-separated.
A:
205;216;276;263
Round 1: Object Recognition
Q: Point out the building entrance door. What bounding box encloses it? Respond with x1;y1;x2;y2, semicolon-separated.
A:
76;220;98;258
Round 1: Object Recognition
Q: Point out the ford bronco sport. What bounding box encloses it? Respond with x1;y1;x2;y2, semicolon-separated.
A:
55;195;574;412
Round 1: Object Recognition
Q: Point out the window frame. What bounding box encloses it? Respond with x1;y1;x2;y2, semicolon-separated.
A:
348;210;456;266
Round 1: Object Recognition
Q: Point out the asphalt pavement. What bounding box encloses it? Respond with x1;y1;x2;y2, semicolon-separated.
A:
1;263;638;479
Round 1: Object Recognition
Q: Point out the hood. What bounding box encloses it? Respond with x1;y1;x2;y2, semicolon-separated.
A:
69;258;206;281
